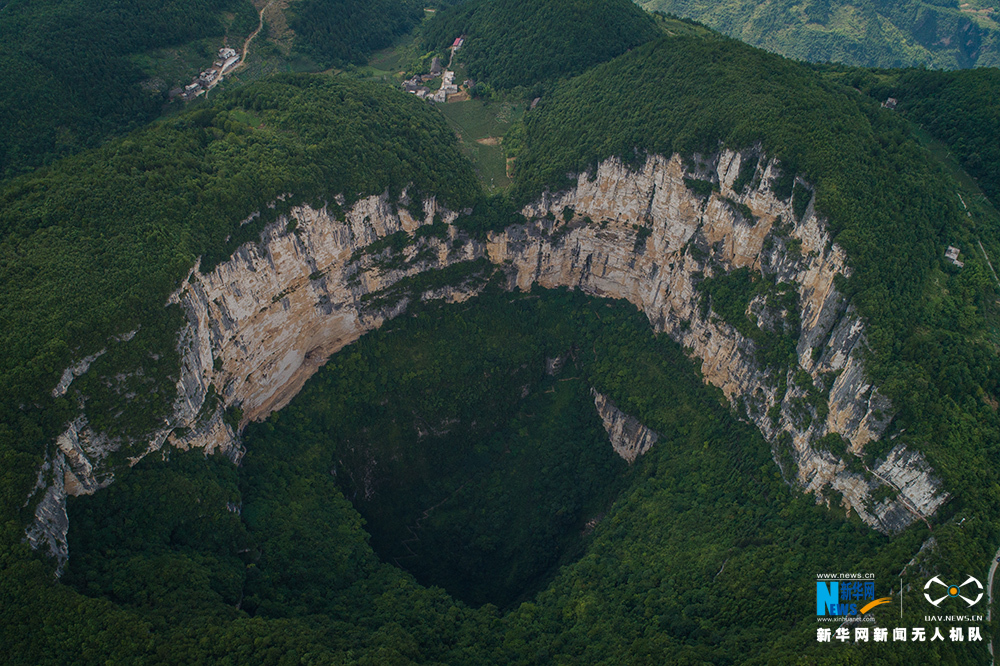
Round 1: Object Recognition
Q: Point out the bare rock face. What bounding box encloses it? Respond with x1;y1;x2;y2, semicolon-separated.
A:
592;389;658;463
29;150;949;566
490;151;946;532
24;453;71;573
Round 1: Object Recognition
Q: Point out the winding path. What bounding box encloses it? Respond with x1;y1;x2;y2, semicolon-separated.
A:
202;0;273;96
236;0;275;73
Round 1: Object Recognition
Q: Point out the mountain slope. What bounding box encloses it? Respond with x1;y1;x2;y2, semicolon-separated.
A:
887;67;1000;206
2;18;1000;666
639;0;1000;68
0;75;479;537
422;0;660;89
287;0;425;68
0;0;257;181
514;34;1000;535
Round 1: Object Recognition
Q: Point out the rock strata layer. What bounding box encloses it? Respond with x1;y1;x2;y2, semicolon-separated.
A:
30;150;948;566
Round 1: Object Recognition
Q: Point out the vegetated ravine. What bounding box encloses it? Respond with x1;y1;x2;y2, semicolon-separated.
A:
67;287;644;610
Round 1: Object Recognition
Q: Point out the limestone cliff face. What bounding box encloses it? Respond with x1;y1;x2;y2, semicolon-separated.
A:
165;192;483;455
592;389;658;463
30;149;948;565
494;152;946;533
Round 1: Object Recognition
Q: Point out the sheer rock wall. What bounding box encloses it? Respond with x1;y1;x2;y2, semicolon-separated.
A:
29;150;948;567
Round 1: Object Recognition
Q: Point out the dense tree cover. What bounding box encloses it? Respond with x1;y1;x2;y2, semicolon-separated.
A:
697;266;799;371
421;0;660;90
2;17;1000;664
830;66;1000;208
247;284;630;609
288;0;425;69
0;0;257;181
637;0;1000;69
0;75;480;581
1;288;976;663
513;31;1000;614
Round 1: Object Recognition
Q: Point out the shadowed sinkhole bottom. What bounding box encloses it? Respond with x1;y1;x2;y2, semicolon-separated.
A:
63;287;652;610
64;286;852;618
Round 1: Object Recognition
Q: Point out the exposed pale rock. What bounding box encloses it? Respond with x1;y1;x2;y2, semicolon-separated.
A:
51;350;106;398
29;150;950;566
491;152;945;533
24;453;70;573
592;389;658;463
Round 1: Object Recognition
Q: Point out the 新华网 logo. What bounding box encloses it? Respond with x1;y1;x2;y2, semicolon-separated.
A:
817;580;892;616
923;576;983;607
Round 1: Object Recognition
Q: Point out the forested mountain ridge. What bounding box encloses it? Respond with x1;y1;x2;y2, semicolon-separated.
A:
422;0;661;90
638;0;1000;68
0;0;257;180
0;75;479;564
0;0;442;183
819;65;1000;210
2;3;1000;664
285;0;428;69
514;34;1000;528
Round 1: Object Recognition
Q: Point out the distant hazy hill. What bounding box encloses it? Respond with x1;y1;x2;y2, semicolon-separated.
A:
423;0;660;89
638;0;1000;68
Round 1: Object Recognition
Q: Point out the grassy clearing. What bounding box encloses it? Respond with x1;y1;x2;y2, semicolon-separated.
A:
437;99;523;141
437;99;525;192
368;32;421;75
913;127;986;196
460;141;510;192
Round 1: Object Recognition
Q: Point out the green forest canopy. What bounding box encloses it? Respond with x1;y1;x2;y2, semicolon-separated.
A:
287;0;427;69
6;287;979;664
0;74;480;538
2;16;1000;664
827;66;1000;209
0;0;258;181
422;0;661;90
513;31;1000;578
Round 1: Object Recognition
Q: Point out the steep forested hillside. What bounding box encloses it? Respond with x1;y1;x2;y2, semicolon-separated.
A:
515;33;1000;556
638;0;1000;68
0;0;444;181
0;75;479;541
3;6;1000;665
879;67;999;207
287;0;425;69
9;288;975;663
0;0;257;181
422;0;660;89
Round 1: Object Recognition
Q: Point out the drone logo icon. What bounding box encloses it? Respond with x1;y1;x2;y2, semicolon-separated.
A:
923;575;983;607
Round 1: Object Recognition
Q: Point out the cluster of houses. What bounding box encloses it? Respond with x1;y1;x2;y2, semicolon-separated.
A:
401;37;466;103
171;47;241;102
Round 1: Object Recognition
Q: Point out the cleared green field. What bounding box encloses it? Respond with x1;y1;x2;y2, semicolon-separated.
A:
437;99;524;192
459;141;510;192
367;32;421;75
437;99;523;141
